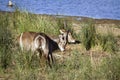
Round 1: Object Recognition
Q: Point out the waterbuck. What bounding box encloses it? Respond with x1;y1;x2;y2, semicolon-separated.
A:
51;29;76;44
17;31;69;67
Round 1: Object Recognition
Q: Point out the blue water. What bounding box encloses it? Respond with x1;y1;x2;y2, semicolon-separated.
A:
0;0;120;20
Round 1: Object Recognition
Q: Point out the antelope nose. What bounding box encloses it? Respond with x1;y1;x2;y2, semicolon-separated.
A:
72;40;76;43
60;48;65;52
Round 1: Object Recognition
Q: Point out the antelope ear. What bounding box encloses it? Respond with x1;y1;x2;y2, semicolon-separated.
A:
67;30;70;34
59;29;66;34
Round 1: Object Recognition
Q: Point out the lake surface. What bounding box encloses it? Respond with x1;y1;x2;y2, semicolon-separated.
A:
0;0;120;20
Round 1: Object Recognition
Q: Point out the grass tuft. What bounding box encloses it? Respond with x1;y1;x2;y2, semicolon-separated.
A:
81;20;96;50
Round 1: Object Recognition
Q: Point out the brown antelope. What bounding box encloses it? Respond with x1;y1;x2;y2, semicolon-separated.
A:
17;31;69;67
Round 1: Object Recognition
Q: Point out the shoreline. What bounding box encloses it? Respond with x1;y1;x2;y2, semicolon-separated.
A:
0;11;120;24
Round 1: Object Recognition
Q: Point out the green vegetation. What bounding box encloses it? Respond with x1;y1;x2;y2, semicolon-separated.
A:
97;33;117;53
81;20;96;50
0;14;13;69
0;10;120;80
80;20;118;53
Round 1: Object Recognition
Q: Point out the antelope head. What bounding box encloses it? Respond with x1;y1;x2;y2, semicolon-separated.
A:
59;29;76;43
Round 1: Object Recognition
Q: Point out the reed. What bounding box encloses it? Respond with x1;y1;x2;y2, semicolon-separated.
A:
81;20;96;50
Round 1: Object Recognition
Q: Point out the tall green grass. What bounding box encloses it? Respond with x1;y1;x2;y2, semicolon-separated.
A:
12;10;73;36
0;10;120;80
101;54;120;80
97;33;117;53
0;13;13;70
80;20;118;53
56;18;72;30
45;51;120;80
81;20;96;50
13;10;58;35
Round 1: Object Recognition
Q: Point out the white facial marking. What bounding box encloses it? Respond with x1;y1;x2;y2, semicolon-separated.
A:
59;46;65;52
58;34;66;52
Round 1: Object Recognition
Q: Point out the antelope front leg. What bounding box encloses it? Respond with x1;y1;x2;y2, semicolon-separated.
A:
49;52;54;65
48;53;52;68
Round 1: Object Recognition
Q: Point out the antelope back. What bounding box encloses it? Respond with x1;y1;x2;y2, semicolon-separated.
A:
59;29;75;43
18;32;39;52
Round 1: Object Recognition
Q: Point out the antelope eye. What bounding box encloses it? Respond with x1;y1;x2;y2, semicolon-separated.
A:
62;37;64;40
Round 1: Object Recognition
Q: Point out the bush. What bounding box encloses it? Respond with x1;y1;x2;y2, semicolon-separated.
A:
0;13;13;69
81;20;117;53
81;20;96;50
97;33;117;53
